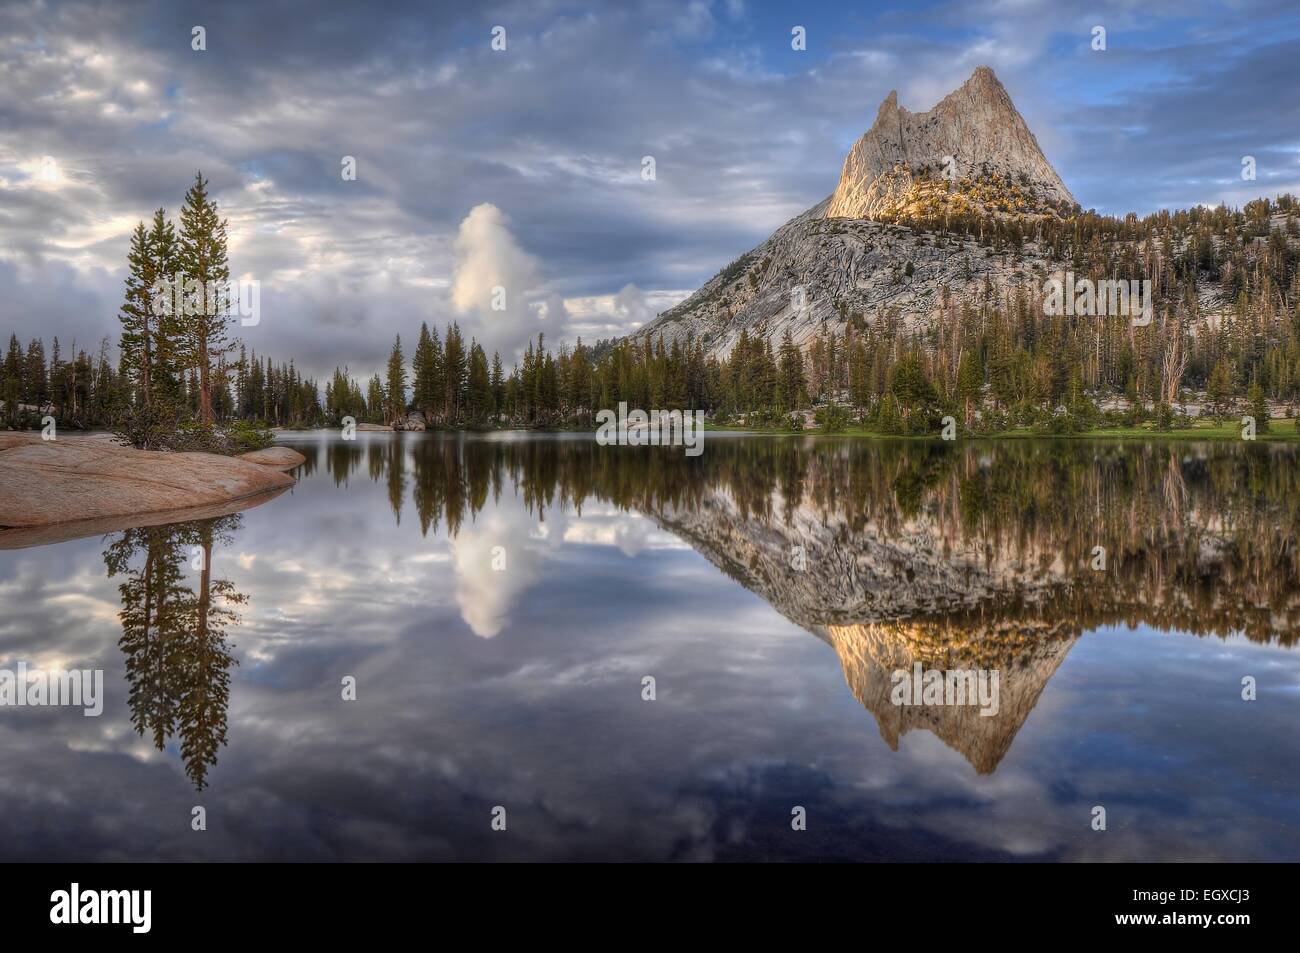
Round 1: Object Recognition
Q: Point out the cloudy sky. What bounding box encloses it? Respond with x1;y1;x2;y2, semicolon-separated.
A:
3;0;1299;380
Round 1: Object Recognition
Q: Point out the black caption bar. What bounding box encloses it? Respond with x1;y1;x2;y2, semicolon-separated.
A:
2;861;1291;941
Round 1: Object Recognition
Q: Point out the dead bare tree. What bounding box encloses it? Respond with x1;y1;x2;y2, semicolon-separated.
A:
1161;308;1189;407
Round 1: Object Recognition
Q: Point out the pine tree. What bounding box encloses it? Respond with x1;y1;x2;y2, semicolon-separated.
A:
49;337;64;417
385;335;407;425
176;173;232;426
892;351;937;431
24;338;47;409
412;322;440;423
467;341;490;424
118;221;158;409
776;329;806;411
540;350;559;420
1248;379;1270;433
2;334;21;424
876;392;903;435
443;323;467;423
1206;359;1234;422
490;351;505;422
956;351;982;429
148;208;181;406
366;374;386;424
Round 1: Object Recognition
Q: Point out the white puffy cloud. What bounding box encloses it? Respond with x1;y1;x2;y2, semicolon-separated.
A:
450;203;545;361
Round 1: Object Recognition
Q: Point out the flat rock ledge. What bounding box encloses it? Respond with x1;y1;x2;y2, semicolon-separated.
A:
237;446;306;469
0;433;296;548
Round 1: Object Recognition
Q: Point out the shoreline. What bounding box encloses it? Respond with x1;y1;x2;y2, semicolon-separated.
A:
267;422;1300;441
702;422;1300;441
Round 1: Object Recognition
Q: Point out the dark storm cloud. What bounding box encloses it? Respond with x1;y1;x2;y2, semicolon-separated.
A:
0;0;1297;377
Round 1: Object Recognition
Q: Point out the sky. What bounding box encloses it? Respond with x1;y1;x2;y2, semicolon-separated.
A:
2;0;1299;381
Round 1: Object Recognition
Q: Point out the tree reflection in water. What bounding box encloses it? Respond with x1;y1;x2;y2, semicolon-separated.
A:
103;515;243;790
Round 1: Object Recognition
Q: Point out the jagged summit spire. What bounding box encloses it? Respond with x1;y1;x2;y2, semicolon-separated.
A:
826;66;1076;221
876;88;899;118
941;65;1018;118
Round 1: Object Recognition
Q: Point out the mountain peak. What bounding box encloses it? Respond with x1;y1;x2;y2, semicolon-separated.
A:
944;65;1016;115
632;68;1082;360
965;63;1000;88
876;88;899;119
826;67;1076;221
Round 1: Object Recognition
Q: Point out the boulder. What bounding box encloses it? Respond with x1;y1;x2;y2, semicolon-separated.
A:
396;411;427;431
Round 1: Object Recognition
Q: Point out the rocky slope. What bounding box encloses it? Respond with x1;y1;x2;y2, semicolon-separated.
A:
636;212;1055;359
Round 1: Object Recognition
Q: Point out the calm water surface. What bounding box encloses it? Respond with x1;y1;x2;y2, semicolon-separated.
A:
1;432;1298;861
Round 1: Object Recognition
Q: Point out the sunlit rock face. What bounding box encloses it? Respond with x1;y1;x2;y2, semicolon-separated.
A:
631;206;1060;360
826;67;1076;221
822;620;1077;775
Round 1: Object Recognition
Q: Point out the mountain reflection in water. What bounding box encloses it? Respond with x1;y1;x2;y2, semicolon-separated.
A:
476;437;1291;770
2;432;1297;861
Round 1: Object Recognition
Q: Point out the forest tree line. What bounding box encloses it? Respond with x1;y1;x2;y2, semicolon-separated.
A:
308;193;1300;435
5;191;1300;437
1;332;323;432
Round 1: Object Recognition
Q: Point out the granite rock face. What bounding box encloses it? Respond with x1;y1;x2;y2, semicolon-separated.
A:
826;66;1076;220
634;207;1056;359
237;446;306;469
0;434;295;548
